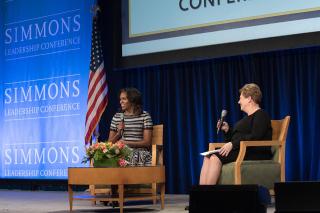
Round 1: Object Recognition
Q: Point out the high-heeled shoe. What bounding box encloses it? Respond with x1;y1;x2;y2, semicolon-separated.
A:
100;201;109;206
111;201;119;208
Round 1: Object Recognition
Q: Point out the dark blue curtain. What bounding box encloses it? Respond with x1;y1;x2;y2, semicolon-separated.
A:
99;46;320;194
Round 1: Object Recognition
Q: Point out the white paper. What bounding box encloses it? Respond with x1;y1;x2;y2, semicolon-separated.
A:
200;149;221;156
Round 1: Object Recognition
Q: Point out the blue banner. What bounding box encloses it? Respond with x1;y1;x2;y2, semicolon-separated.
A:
0;1;4;177
1;0;93;179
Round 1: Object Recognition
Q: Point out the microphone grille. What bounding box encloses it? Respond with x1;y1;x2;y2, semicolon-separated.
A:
119;112;124;120
221;109;228;117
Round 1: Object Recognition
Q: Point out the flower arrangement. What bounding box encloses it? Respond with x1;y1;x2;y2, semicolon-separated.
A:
82;141;132;167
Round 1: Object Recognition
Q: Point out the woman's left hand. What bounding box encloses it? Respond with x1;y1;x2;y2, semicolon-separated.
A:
219;142;233;157
117;139;126;144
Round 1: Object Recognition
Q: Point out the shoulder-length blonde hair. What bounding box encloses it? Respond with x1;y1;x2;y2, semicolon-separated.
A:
239;83;262;105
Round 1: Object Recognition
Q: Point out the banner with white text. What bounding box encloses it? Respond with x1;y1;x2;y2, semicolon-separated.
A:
1;0;93;179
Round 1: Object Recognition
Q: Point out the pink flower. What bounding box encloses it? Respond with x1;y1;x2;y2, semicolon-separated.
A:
118;158;128;167
116;141;125;149
100;143;106;149
94;143;99;149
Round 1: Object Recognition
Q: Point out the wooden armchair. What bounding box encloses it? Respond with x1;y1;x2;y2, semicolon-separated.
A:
90;125;164;204
209;116;290;191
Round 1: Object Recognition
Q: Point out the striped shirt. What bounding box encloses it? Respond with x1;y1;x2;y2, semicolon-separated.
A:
110;111;153;142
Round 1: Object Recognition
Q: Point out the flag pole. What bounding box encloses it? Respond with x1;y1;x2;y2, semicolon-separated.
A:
88;5;100;203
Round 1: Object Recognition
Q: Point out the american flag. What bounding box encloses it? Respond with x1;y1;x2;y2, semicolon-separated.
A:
85;14;108;144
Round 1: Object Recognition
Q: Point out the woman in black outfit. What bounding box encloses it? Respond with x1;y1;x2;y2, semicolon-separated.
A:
199;83;272;185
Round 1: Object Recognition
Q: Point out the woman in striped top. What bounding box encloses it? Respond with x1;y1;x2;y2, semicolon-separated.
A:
108;88;153;166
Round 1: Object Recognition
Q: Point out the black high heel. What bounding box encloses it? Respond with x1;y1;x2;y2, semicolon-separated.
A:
100;201;109;206
111;201;119;208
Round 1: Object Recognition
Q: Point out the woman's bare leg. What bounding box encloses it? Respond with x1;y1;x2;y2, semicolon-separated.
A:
204;155;222;185
199;157;210;184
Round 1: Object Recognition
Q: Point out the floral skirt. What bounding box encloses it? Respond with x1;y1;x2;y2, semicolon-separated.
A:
128;148;152;166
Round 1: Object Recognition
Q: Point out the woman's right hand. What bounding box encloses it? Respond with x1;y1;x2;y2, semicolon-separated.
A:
116;122;125;139
117;122;125;131
217;120;229;133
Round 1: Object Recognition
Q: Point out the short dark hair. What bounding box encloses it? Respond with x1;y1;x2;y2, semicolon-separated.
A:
239;83;262;104
120;87;143;115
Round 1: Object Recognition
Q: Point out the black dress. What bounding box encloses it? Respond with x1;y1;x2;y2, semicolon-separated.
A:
215;109;273;164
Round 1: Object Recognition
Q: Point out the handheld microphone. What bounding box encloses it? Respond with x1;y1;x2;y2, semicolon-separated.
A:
217;109;228;134
119;110;125;138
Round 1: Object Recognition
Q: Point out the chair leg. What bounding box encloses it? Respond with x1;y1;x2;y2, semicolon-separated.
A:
89;185;96;205
152;183;157;204
160;183;165;209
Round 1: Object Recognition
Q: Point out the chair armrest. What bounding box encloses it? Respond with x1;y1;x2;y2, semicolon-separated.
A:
152;144;163;148
240;140;281;147
209;142;227;150
233;140;281;184
236;140;281;164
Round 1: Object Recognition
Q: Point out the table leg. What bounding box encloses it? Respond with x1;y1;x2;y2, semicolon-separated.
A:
118;184;124;213
68;184;73;211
